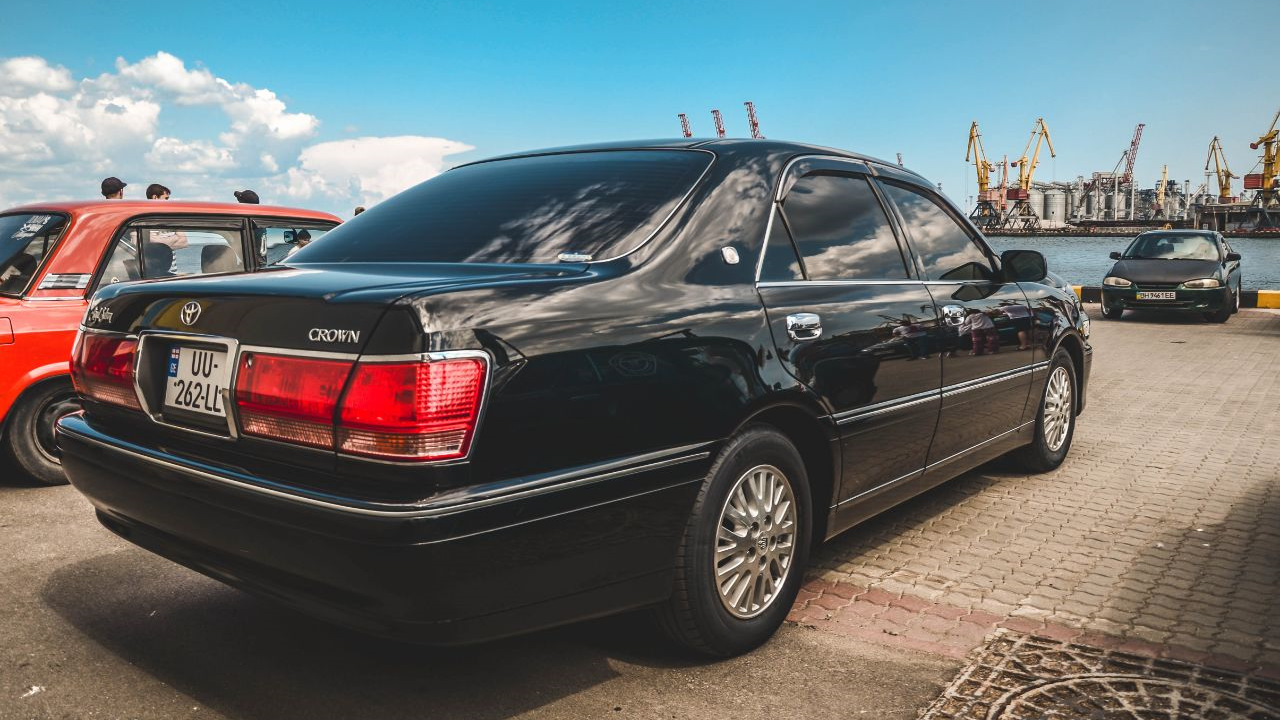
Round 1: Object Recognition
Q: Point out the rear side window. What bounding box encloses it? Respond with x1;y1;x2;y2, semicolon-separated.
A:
880;182;992;281
97;222;246;290
780;173;908;281
291;150;711;264
0;213;68;296
255;223;336;265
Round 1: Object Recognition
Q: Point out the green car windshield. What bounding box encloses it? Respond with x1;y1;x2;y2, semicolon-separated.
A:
1124;233;1219;261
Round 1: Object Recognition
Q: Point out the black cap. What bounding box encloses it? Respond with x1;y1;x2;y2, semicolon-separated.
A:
101;177;126;197
234;189;260;204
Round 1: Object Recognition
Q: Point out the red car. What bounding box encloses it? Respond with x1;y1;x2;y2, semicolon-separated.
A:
1;200;340;484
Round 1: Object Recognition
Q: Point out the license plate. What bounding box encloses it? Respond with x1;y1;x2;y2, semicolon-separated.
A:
1136;291;1176;300
163;346;232;417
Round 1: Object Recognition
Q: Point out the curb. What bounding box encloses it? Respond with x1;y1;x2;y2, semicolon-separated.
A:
1071;286;1280;309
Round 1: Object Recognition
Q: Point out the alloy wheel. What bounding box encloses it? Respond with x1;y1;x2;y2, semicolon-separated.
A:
1043;366;1073;452
714;464;798;619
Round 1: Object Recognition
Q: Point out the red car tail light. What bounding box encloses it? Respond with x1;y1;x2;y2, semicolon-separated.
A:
234;353;354;449
337;356;487;461
71;332;142;410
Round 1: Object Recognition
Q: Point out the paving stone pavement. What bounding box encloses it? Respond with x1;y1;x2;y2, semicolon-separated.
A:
788;308;1280;673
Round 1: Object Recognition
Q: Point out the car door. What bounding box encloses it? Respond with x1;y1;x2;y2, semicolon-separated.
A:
756;158;941;508
875;176;1034;471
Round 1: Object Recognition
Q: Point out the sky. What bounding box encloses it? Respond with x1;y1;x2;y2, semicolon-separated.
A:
0;0;1275;218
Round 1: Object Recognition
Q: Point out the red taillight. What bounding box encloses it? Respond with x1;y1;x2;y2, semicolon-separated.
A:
338;358;486;461
234;353;354;448
70;332;142;410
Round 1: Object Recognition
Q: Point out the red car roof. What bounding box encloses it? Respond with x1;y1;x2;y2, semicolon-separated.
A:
3;200;341;223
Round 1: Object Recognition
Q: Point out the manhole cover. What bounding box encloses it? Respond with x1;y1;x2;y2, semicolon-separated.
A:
920;630;1280;720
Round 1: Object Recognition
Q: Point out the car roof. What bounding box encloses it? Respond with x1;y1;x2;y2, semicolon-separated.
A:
0;200;341;223
1135;229;1217;237
457;137;925;181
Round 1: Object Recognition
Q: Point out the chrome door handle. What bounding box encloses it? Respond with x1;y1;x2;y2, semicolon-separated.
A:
786;313;822;341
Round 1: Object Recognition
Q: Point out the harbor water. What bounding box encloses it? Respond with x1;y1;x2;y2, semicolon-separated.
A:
986;235;1280;290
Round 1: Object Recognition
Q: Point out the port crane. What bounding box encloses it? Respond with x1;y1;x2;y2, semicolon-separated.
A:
1205;136;1237;203
1003;118;1055;230
1151;165;1169;219
965;121;1002;227
1246;106;1279;215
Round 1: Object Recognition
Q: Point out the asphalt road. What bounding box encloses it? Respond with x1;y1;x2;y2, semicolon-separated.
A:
0;482;957;719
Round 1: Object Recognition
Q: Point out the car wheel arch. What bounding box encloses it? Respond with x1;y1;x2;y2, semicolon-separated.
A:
730;400;837;544
1;373;76;437
1049;332;1086;415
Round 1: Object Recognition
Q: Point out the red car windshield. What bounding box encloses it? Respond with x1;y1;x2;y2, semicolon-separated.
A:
0;213;69;296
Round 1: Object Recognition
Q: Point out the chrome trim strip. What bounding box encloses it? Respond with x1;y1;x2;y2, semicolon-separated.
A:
923;420;1035;472
753;202;778;284
835;468;924;508
833;388;939;425
239;344;359;361
24;296;85;302
758;279;927;288
57;422;710;519
941;365;1039;399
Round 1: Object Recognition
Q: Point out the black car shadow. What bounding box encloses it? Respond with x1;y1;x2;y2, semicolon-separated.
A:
39;551;708;720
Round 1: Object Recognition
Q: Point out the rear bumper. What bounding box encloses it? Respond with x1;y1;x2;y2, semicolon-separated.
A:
57;413;708;644
1101;287;1227;313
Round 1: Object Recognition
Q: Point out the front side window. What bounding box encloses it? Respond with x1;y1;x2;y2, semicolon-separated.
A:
291;150;712;264
780;173;908;281
0;213;68;296
880;182;992;281
97;222;246;290
257;223;335;265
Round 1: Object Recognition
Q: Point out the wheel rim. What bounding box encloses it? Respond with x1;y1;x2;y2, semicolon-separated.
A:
1043;366;1073;453
1235;287;1240;311
714;464;798;619
33;392;80;464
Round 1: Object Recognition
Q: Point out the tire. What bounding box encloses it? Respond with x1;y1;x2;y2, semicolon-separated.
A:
1205;290;1232;323
2;379;79;486
1099;302;1123;320
1011;349;1077;473
654;425;812;657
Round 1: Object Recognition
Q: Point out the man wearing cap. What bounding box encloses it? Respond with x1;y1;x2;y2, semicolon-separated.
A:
101;177;126;199
234;189;260;204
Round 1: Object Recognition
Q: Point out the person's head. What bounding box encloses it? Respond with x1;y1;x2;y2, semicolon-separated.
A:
101;177;126;199
295;229;312;248
146;183;171;200
353;206;366;216
233;189;260;204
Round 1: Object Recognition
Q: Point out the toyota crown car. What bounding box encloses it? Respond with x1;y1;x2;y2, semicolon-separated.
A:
1100;229;1243;322
0;201;339;485
58;140;1091;656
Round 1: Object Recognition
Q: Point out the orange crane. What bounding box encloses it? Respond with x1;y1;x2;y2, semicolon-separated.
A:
1003;118;1056;229
965;121;1001;227
1205;136;1237;203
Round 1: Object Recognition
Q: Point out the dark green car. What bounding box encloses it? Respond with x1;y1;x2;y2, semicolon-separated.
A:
1100;230;1242;323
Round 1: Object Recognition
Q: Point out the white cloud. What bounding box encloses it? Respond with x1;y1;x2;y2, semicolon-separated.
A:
0;52;472;215
275;136;473;206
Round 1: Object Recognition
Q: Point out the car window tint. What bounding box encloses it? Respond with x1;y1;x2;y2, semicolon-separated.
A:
256;224;335;265
780;173;907;281
759;212;804;281
880;182;992;281
290;150;711;264
0;213;68;296
1125;233;1219;261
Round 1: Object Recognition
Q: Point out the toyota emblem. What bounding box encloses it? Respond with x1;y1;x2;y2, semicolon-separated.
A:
179;301;202;326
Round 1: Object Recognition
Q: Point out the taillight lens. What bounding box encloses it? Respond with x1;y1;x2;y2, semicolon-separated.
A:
338;358;487;461
234;353;354;448
70;332;142;410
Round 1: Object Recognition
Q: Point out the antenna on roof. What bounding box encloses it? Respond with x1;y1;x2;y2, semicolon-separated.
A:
677;113;692;138
711;109;726;138
744;101;763;139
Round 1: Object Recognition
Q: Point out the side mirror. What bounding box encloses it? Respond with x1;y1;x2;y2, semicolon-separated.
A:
1000;249;1047;283
1109;251;1122;260
1226;252;1241;262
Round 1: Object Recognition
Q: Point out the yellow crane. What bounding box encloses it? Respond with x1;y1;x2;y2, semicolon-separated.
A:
1205;136;1237;203
965;121;1001;227
1153;164;1169;218
1247;106;1279;209
1003;118;1056;229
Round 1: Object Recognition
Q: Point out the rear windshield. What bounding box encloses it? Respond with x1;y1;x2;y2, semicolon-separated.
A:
0;213;69;296
291;150;711;264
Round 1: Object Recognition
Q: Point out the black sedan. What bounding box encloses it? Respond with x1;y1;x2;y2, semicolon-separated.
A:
1100;230;1243;322
58;139;1091;657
